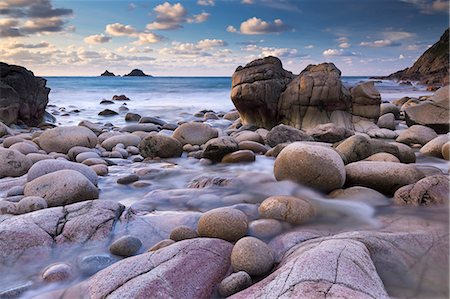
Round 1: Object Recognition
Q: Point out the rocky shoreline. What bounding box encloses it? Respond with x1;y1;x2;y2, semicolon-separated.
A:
0;59;449;298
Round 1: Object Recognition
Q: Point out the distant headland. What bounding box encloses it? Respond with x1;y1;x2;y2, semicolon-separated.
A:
100;69;152;77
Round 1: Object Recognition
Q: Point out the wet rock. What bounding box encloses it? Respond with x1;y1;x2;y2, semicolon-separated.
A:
231;237;274;276
78;120;103;135
380;103;400;119
109;235;142;257
42;263;73;282
248;219;283;239
24;169;99;207
389;142;416;163
223;111;240;121
67;146;96;160
306;123;354;143
230;238;389;299
0;200;124;265
420;135;449;158
98;109;119;116
233;130;264;144
173;122;218;145
116;174;138;185
222;150;255;163
16;196;47;214
238;140;268;154
112;94;130;101
204;112;219;120
364;152;400;163
120;123;159;133
125;112;141;122
0;148;32;178
202;136;239;162
328;186;388;206
377;113;395;130
274;142;345;193
78;254;116;276
148;239;175;252
169;225;198;241
266;124;313;147
0;281;33;298
197;207;248;242
442;142;450;160
60;239;233;299
138;134;183;158
37;126;98;154
75;151;100;163
396;125;438;146
219;271;252;297
258;195;315;224
404;86;449;133
394;175;449;206
345;161;425;195
139;116;167;126
187;176;234;188
101;134;141;151
100;99;114;105
27;159;98;186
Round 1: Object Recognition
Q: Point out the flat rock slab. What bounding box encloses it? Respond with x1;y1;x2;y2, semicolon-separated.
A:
41;238;233;299
0;200;124;267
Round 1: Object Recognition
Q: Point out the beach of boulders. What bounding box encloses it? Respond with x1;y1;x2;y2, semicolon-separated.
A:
0;59;449;298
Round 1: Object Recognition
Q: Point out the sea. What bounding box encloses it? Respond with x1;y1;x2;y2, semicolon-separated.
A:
45;76;433;127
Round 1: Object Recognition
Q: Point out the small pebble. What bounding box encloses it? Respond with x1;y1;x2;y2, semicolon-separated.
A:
169;226;198;241
219;271;252;297
109;235;142;257
117;174;139;185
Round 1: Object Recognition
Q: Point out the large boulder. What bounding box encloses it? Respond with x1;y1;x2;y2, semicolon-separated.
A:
37;126;98;153
274;142;346;193
345;161;425;195
138;134;183;158
404;87;450;133
350;81;381;121
173;122;218;145
231;56;294;128
394;175;449;206
266;124;313;147
0;148;33;178
24;169;99;207
0;62;50;126
202;136;239;162
278;63;353;130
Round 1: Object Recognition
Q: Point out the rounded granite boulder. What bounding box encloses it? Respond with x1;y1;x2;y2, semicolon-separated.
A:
197;207;248;242
274;142;345;193
36;126;98;153
138;134;183;158
0;148;33;178
24;169;99;207
258;196;316;225
173;122;218;145
109;235;142;257
231;236;274;276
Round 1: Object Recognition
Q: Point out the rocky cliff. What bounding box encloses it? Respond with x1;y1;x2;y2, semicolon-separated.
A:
374;28;449;86
100;70;115;76
231;56;381;131
0;62;50;126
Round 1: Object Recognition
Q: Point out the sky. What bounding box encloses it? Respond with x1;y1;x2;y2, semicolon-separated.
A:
0;0;448;76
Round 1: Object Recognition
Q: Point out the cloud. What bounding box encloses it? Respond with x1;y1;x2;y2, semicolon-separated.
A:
5;41;51;49
242;44;305;59
146;2;187;30
338;42;350;48
242;0;255;4
235;17;289;35
187;12;210;23
399;54;405;59
84;34;112;44
105;23;138;36
227;25;237;33
400;0;449;13
128;2;137;10
197;0;215;6
160;38;227;57
322;49;360;57
304;44;314;49
0;0;73;36
133;32;164;45
359;39;401;47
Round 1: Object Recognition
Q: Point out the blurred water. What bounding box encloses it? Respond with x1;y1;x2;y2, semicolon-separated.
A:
44;76;433;126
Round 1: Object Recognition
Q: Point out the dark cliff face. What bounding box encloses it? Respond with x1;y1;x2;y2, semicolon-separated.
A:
0;62;50;126
377;28;449;86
